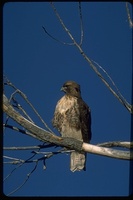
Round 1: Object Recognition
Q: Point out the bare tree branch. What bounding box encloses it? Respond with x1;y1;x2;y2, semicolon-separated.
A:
3;94;83;150
126;2;133;28
4;149;41;196
78;2;84;46
42;2;84;46
4;148;68;165
47;2;132;114
4;155;25;164
91;60;131;110
42;26;74;45
12;97;34;123
4;141;133;151
97;141;133;149
4;146;41;150
3;144;55;150
82;143;132;160
3;155;44;164
4;163;23;182
3;94;133;160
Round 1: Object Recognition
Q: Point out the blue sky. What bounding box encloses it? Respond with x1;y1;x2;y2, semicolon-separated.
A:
3;2;132;197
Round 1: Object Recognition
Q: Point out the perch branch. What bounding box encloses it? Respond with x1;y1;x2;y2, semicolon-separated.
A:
82;143;132;160
97;141;133;149
3;94;133;160
3;94;83;151
3;141;133;151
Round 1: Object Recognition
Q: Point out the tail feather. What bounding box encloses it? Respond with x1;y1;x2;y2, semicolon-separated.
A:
70;151;86;172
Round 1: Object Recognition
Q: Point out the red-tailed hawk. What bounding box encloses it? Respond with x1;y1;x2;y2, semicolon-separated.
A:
52;81;91;172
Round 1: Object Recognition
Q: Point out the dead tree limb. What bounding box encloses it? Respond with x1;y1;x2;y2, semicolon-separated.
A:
3;94;83;151
3;94;133;160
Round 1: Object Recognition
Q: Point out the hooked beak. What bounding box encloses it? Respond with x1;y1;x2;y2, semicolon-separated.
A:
60;86;66;92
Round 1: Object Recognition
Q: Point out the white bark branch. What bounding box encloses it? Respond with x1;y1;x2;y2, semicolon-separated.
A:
97;141;133;149
82;143;132;160
4;141;132;151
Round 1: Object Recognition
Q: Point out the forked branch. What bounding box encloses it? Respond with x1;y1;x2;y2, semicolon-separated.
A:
44;2;132;114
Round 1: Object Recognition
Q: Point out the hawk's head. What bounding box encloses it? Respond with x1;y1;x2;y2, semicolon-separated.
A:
61;81;81;98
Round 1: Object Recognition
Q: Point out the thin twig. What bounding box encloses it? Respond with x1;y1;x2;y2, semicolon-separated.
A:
32;148;74;156
42;26;74;45
4;158;43;164
12;97;34;123
3;154;41;164
4;163;23;182
91;59;131;109
4;148;72;165
7;161;38;196
126;2;133;28
3;148;38;180
4;156;24;164
78;2;84;46
50;2;76;44
3;123;41;140
43;2;84;46
4;150;40;183
3;143;55;151
4;146;41;150
9;90;35;123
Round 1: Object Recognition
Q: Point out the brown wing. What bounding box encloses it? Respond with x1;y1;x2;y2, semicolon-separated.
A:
77;98;92;143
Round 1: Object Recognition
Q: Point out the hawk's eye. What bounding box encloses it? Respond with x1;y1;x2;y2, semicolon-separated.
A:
75;87;79;92
64;85;68;89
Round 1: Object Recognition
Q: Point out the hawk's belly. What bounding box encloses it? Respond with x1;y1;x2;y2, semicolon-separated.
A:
53;96;83;141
